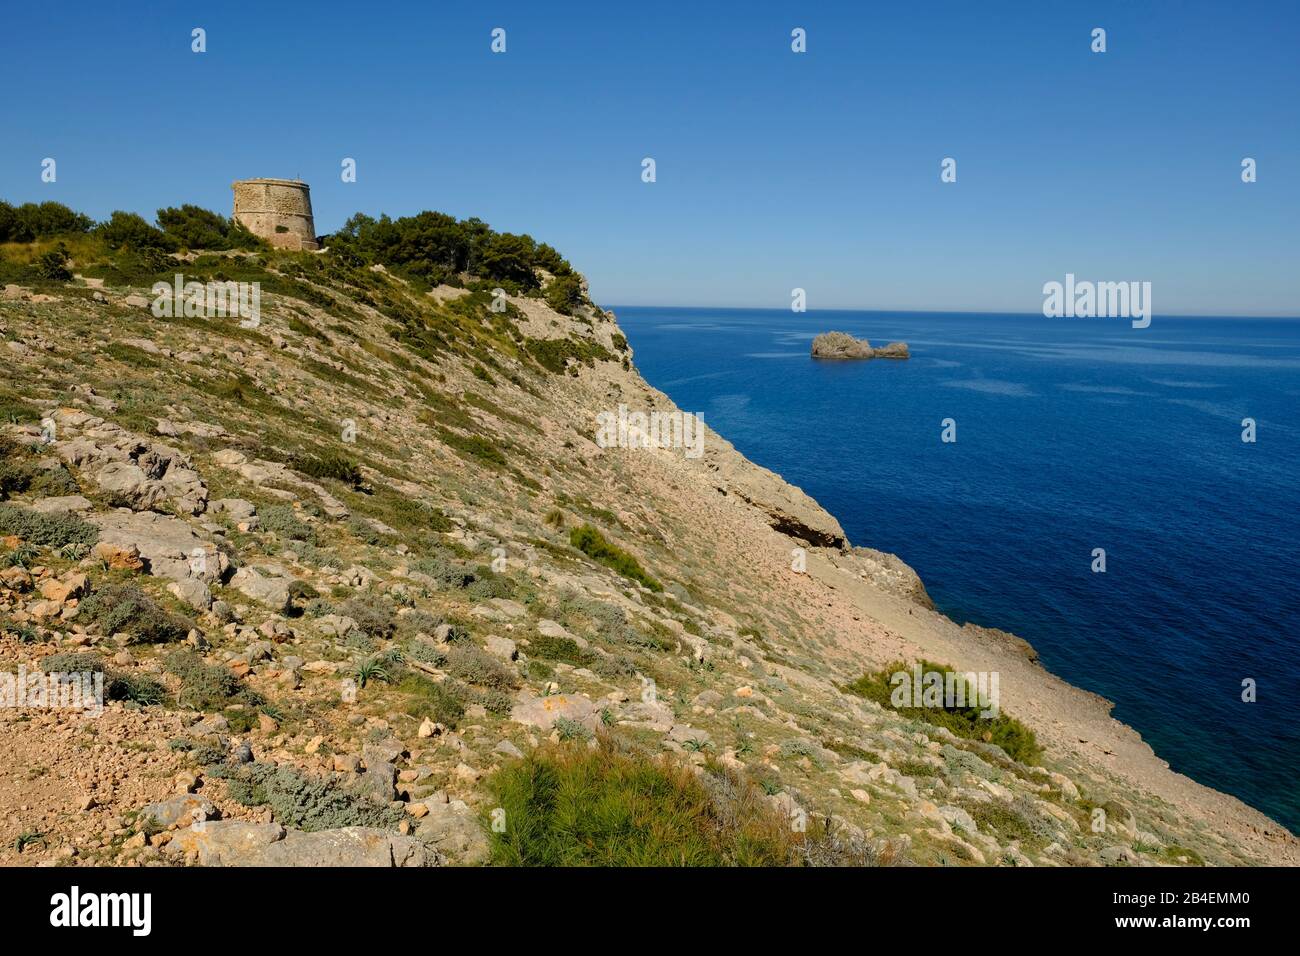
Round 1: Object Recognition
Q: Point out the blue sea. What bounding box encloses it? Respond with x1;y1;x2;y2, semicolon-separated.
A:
615;307;1300;834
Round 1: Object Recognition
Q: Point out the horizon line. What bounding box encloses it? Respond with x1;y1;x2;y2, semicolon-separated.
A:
603;303;1300;321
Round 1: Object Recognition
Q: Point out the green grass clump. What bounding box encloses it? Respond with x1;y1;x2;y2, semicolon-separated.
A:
568;524;661;592
485;739;799;866
291;451;363;488
844;660;1042;765
0;503;99;549
392;671;465;727
1162;844;1206;866
529;633;592;667
79;583;194;645
436;427;507;468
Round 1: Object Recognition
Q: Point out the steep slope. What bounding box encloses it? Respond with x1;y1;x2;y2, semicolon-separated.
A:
0;246;1294;866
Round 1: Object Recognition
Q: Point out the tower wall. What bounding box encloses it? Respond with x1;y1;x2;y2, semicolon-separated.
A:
232;178;319;251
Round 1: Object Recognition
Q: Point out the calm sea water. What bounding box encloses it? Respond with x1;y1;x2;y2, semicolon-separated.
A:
615;306;1300;834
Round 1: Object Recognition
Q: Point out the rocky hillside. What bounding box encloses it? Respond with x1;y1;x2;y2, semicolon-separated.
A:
0;241;1294;867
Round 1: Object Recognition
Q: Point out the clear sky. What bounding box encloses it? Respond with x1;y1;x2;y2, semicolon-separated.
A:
2;1;1296;315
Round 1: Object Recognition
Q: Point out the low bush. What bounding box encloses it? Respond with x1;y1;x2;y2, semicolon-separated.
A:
528;633;591;667
340;594;396;641
844;660;1042;765
39;653;166;706
0;503;99;548
392;671;465;726
436;427;507;468
484;739;798;866
258;504;317;544
445;645;516;689
412;549;476;589
291;452;363;488
164;649;263;709
214;761;402;832
79;583;194;645
568;524;661;592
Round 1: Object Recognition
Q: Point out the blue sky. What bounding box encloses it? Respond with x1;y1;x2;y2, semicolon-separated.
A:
2;1;1296;314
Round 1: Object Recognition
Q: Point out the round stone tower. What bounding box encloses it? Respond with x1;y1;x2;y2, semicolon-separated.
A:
231;178;319;250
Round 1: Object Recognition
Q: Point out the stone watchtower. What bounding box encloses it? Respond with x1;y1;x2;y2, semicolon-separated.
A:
231;178;319;250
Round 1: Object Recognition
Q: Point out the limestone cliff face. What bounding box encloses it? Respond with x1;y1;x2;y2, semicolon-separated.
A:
1;248;1295;868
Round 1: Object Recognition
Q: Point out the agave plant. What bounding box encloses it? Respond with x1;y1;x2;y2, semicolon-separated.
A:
5;542;40;568
59;541;90;561
353;656;390;689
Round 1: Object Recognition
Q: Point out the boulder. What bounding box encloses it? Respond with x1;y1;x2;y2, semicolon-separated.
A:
139;794;219;829
483;634;517;661
229;565;293;613
39;573;88;604
90;511;226;584
211;498;257;522
510;692;600;732
96;461;168;511
414;799;489;865
168;578;212;611
256;827;429;867
28;495;93;515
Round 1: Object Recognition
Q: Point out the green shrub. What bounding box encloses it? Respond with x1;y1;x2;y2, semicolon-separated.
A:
436;427;507;468
340;595;396;641
39;653;166;706
214;761;402;832
444;645;515;689
392;671;465;726
0;445;79;501
464;566;513;601
1162;844;1206;866
39;652;103;674
291;452;363;488
0;504;100;549
568;524;661;592
412;549;476;589
104;670;168;706
388;497;453;534
164;650;262;709
844;660;1042;765
79;584;194;645
258;504;317;543
525;337;612;375
396;609;442;638
529;633;591;667
485;739;797;866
